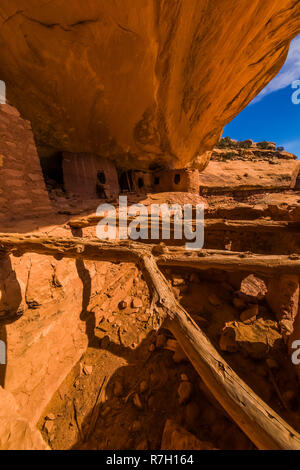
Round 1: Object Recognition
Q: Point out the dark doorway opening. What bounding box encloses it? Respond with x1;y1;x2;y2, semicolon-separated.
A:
119;170;133;192
96;171;107;198
97;171;106;185
174;174;181;185
40;152;64;190
154;176;160;185
138;177;144;189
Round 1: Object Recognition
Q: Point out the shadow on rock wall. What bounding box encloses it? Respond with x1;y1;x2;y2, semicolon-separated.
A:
0;253;23;386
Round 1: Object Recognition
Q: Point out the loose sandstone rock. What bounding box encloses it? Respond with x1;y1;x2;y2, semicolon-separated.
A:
83;365;93;376
173;344;188;364
240;305;258;323
133;393;143;410
113;380;124;397
172;275;185;287
220;318;282;359
164;339;178;352
239;275;267;302
266;275;299;341
44;420;55;435
131;298;143;309
156;334;167;349
177;381;193;405
161;420;215;450
139;381;149;394
219;328;238;353
180;373;189;382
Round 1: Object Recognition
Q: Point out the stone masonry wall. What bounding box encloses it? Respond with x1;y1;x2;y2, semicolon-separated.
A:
63;152;119;200
0;104;53;224
154;169;200;193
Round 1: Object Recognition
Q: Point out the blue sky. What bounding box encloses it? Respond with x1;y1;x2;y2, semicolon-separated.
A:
224;35;300;157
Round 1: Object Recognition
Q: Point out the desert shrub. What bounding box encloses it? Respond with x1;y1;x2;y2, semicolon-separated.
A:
218;136;234;148
239;140;253;149
257;141;269;149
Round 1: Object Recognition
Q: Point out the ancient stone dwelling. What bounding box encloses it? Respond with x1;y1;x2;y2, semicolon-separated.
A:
61;141;299;201
62;152;119;200
62;153;200;199
0;104;53;224
153;169;200;194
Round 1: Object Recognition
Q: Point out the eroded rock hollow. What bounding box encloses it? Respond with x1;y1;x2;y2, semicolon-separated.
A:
0;0;300;169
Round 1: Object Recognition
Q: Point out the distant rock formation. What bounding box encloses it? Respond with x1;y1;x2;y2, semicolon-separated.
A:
0;1;299;170
199;138;299;195
213;138;298;162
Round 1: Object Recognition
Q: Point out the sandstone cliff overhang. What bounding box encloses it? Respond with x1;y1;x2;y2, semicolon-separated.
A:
0;1;299;170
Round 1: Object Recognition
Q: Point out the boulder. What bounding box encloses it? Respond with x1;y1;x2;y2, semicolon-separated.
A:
240;305;258;323
220;318;282;359
239;274;267;302
266;275;299;341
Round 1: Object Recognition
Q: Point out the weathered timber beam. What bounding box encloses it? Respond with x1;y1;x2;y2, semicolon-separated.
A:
0;233;300;276
156;252;300;277
67;215;300;233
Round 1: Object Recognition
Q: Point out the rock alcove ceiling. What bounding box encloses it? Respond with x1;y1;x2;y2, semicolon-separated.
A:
0;0;300;169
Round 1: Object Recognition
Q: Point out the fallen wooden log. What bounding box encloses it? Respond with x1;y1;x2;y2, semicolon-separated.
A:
1;232;300;449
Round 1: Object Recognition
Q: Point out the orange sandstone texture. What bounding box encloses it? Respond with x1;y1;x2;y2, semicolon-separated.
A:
0;1;299;169
0;387;48;450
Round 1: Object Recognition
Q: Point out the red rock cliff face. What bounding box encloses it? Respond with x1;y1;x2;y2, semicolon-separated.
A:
0;1;299;170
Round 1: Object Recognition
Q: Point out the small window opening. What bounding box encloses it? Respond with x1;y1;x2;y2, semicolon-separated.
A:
154;177;160;185
138;177;144;189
